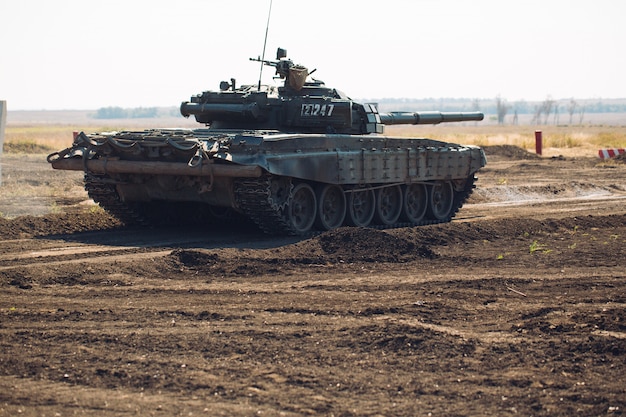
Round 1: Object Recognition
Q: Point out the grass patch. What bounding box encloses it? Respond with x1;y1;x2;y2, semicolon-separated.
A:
544;133;582;148
3;140;55;154
3;124;124;154
589;131;626;148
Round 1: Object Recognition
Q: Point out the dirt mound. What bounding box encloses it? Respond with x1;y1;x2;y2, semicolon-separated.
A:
315;227;435;262
483;145;540;160
167;227;436;277
338;323;476;356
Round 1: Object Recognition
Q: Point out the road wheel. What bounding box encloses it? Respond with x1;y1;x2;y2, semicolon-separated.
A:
401;183;428;223
427;181;454;221
375;185;403;225
287;183;317;234
346;188;375;227
315;184;346;231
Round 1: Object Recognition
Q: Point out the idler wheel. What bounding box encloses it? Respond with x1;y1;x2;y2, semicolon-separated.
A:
401;183;428;223
315;184;347;231
288;183;317;234
427;181;454;221
346;188;375;227
375;185;403;225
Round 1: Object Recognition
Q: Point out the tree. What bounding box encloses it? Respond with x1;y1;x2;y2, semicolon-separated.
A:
532;104;542;125
568;99;577;125
578;105;585;125
495;95;509;125
130;107;158;118
553;104;559;125
531;96;556;125
541;96;555;125
93;107;127;119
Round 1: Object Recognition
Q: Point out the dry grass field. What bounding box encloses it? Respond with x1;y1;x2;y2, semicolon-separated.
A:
2;111;198;153
386;124;626;159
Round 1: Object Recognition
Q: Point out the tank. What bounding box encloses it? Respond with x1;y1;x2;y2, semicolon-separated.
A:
48;48;486;235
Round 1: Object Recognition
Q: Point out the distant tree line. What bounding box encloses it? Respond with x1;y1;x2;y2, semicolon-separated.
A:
92;106;159;119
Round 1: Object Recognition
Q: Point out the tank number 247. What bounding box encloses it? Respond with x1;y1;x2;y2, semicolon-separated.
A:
300;103;335;117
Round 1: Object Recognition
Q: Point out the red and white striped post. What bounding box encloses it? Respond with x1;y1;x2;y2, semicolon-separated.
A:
598;148;625;159
534;130;543;156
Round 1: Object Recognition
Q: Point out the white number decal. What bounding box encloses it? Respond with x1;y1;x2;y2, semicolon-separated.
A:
300;104;335;117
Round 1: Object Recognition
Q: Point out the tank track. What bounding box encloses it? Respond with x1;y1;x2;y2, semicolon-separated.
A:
234;177;296;235
84;174;148;226
86;172;475;234
85;174;240;227
234;175;477;236
450;175;477;221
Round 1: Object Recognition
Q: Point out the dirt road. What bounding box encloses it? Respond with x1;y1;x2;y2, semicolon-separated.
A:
0;147;625;416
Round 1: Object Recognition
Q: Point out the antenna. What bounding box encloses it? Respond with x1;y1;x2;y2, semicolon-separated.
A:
257;0;273;91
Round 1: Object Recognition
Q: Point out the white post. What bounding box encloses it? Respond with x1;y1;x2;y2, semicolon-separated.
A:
0;100;6;155
0;100;6;186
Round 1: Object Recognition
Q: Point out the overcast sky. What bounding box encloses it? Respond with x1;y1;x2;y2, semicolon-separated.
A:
1;0;624;110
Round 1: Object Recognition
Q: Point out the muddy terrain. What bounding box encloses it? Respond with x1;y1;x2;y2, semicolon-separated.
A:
0;146;625;416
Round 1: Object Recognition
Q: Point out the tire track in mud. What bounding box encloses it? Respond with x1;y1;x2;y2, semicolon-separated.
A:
0;248;170;271
0;227;300;272
0;233;176;271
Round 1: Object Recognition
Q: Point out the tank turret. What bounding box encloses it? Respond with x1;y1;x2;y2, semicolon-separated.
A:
180;48;483;134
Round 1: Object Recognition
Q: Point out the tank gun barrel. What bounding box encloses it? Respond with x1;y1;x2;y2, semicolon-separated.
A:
379;111;484;125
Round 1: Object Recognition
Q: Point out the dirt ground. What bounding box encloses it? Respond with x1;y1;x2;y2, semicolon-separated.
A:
0;146;625;416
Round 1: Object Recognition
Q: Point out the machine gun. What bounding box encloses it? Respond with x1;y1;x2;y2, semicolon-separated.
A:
249;47;313;91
